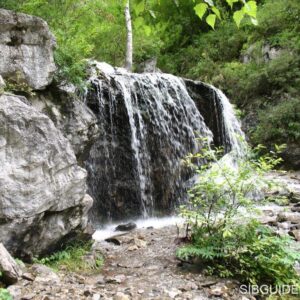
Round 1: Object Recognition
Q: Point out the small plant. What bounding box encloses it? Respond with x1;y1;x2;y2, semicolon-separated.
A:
4;72;35;96
0;289;12;300
35;241;103;273
177;143;300;292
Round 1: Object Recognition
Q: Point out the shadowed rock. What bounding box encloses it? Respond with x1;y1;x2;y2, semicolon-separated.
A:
115;222;137;232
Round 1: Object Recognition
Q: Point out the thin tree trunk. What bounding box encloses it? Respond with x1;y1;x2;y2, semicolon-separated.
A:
124;0;133;72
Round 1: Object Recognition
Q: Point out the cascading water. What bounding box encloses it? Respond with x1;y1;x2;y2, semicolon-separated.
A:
210;85;246;158
84;62;245;221
184;79;246;158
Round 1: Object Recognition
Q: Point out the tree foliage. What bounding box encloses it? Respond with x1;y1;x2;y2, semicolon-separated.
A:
0;0;297;152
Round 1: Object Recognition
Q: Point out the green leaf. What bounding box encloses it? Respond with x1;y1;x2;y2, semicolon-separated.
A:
134;1;145;16
211;6;221;19
194;3;208;20
134;16;144;28
233;9;245;27
223;229;232;238
144;25;151;36
244;1;257;18
206;14;216;29
173;0;179;7
226;0;239;9
149;9;156;19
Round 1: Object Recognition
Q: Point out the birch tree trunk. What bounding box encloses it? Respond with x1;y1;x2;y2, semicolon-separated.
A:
124;0;133;72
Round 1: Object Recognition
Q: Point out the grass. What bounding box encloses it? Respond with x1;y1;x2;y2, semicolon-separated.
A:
35;241;103;273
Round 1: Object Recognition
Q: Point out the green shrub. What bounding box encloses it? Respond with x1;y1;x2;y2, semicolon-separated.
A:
211;61;269;107
177;144;300;290
177;221;300;286
35;241;103;273
253;98;300;145
0;289;12;300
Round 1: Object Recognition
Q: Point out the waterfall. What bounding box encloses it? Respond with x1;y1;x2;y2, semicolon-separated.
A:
210;85;246;158
183;78;246;157
84;62;245;221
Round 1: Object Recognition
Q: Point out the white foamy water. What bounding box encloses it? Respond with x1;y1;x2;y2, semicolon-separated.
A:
92;216;184;241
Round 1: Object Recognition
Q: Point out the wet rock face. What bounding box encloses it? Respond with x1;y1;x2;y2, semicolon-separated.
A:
184;79;230;151
0;9;56;90
0;94;92;259
83;63;244;222
85;66;213;221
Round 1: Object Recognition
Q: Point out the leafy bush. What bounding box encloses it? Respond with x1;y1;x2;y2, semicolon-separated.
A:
35;241;103;273
178;220;300;286
253;98;300;145
158;0;300;149
0;289;12;300
177;145;300;290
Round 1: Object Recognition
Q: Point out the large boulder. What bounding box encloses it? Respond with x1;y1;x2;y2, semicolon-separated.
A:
0;243;21;285
0;9;56;90
0;94;92;259
31;83;100;165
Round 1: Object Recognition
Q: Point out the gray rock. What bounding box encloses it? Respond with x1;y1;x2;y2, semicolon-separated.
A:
0;94;92;258
137;57;161;73
22;272;35;282
92;294;101;300
114;292;130;300
31;264;60;284
291;205;300;212
289;229;300;241
0;9;56;90
7;285;22;300
262;44;283;62
242;42;284;64
31;84;99;164
277;212;300;224
115;222;137;232
289;192;300;204
0;243;21;285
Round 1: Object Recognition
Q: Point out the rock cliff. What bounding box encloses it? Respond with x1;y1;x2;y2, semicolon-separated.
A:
0;10;93;259
0;94;92;259
0;9;56;90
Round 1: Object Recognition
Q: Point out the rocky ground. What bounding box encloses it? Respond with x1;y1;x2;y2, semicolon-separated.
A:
7;224;253;300
5;171;300;300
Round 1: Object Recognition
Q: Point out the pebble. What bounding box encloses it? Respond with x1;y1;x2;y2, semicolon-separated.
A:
113;292;130;300
93;294;101;300
22;273;35;282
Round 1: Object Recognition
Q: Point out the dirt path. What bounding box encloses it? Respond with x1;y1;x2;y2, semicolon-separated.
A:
11;225;248;300
88;225;246;300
